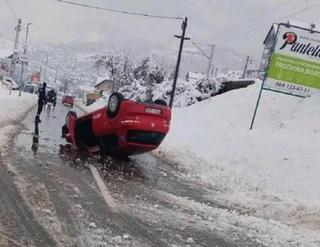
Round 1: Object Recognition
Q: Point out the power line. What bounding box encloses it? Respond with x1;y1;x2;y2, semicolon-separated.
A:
190;40;210;59
55;0;183;20
215;0;293;38
0;33;14;42
216;1;320;44
3;0;18;20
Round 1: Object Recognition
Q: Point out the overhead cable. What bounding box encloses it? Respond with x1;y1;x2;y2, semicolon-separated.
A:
216;2;320;44
190;40;210;59
3;0;18;20
55;0;183;20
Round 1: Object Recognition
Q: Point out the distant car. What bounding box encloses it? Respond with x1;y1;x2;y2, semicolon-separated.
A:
62;95;74;106
62;92;171;156
1;76;19;90
46;89;57;106
23;84;38;94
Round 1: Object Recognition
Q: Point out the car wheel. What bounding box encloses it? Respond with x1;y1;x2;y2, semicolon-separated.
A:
153;99;167;106
107;92;124;118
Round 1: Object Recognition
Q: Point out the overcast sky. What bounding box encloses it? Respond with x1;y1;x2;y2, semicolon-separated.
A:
0;0;320;59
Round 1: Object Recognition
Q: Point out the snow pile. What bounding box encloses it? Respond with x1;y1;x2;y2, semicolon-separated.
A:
0;86;37;146
156;80;320;220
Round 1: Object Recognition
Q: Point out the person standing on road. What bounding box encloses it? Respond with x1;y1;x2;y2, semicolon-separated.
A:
35;82;47;123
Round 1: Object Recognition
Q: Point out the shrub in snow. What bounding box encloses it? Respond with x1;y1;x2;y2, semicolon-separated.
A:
92;52;243;107
196;75;229;101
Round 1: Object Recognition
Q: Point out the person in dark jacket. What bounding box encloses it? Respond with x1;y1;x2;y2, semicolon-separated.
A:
35;82;47;123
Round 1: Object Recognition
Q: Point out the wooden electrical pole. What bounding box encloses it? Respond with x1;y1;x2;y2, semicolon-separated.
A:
242;55;250;79
206;44;215;80
169;17;189;108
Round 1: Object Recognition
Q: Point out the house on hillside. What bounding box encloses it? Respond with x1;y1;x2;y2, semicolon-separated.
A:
0;57;11;77
186;72;205;82
94;74;113;92
259;21;318;73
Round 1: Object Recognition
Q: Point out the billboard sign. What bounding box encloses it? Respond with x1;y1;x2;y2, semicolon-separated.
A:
265;25;320;97
0;58;11;77
31;72;40;84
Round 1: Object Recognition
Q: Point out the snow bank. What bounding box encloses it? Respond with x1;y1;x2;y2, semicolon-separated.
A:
0;86;37;147
156;80;320;209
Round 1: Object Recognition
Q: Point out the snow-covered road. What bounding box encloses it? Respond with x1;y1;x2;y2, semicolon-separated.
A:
0;102;248;246
1;83;320;246
0;86;37;148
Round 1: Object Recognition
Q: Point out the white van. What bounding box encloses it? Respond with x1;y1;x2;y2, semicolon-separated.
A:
1;76;19;90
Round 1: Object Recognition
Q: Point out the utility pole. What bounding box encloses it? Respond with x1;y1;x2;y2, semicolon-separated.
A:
64;79;69;94
21;23;32;85
54;66;59;88
242;55;250;79
39;66;42;81
23;23;32;55
11;18;22;82
43;54;48;83
13;19;22;52
206;44;215;80
169;17;189;108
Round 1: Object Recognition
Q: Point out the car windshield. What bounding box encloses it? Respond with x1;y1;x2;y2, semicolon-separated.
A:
23;85;35;93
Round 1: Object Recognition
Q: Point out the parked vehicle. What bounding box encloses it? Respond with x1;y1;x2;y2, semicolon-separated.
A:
46;89;57;106
62;95;74;106
23;84;38;94
1;76;19;90
62;92;171;156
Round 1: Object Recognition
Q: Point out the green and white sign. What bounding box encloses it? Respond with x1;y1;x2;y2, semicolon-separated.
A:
265;25;320;96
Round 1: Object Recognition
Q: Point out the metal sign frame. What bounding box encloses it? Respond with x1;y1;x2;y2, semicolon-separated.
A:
250;22;319;129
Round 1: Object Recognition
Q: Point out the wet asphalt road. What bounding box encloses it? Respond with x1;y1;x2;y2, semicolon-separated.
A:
0;102;256;247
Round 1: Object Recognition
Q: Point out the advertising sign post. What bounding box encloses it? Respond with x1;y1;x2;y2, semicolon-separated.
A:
250;23;320;129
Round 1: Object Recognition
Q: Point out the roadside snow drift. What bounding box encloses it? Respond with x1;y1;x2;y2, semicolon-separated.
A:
0;86;37;146
157;80;320;210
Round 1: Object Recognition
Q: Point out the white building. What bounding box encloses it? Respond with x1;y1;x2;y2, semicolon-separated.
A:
185;72;205;82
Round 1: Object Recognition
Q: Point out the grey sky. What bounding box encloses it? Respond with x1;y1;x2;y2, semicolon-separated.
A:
0;0;319;59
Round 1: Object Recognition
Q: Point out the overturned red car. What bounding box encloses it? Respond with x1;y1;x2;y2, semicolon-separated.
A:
62;93;171;156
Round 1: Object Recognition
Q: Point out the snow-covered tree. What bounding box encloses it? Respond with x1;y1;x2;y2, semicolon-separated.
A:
91;51;242;107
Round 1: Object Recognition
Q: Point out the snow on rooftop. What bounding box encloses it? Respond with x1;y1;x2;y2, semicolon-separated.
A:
79;85;95;91
95;72;112;87
187;71;205;82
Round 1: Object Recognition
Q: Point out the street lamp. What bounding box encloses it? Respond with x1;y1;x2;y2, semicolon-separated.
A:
169;17;190;108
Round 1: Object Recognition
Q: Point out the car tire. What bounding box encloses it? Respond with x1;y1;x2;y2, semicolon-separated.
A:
153;99;167;106
107;92;124;118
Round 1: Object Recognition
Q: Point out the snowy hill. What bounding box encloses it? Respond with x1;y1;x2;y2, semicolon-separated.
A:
155;81;320;234
159;81;320;202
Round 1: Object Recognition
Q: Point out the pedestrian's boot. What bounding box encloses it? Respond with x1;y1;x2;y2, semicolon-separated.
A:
35;115;41;123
